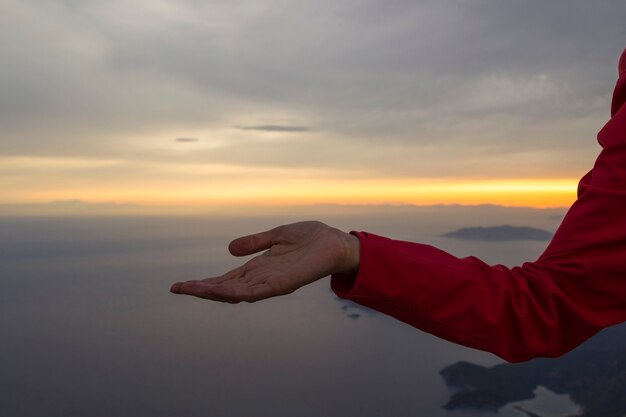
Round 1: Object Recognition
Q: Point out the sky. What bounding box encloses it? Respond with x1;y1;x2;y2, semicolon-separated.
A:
1;0;626;214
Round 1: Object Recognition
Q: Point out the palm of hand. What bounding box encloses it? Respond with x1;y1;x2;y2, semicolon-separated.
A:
170;221;356;303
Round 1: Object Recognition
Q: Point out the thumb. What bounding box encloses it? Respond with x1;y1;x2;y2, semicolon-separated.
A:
228;228;276;256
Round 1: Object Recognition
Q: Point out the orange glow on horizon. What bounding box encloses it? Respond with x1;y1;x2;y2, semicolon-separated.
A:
4;178;579;211
0;155;581;212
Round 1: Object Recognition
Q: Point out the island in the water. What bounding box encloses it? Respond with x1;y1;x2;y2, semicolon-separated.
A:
440;323;626;417
442;225;553;241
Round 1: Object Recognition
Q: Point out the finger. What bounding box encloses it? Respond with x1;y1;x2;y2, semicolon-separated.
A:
228;228;277;256
170;281;184;293
172;281;238;302
173;280;282;303
173;281;226;300
171;263;246;292
171;277;221;294
170;280;207;295
209;282;281;303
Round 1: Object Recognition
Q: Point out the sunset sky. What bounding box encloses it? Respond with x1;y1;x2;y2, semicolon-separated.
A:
2;0;626;214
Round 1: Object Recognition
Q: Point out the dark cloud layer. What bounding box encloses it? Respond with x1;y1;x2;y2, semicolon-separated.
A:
234;125;310;132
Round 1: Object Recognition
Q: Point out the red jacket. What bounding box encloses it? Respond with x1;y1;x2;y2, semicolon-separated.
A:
331;48;626;363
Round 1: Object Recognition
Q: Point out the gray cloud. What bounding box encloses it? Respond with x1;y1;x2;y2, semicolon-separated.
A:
234;125;310;132
0;0;625;178
174;137;199;143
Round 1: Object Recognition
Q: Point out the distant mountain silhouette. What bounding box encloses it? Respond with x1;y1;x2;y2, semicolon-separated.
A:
442;225;553;241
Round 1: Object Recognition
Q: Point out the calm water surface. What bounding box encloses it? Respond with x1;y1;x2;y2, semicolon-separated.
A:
0;208;577;417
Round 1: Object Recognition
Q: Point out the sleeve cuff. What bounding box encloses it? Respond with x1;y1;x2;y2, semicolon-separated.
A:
330;231;414;303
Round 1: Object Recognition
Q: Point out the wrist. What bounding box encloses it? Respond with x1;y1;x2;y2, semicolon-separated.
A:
338;231;360;275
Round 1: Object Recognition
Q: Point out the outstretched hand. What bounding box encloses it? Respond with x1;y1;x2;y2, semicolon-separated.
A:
170;221;360;303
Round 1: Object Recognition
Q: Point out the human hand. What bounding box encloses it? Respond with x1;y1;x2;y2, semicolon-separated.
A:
170;221;360;303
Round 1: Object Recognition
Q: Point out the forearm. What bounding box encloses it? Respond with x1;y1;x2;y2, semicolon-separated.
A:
331;232;607;363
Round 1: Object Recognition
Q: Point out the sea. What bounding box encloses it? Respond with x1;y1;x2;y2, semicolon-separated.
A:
0;206;583;417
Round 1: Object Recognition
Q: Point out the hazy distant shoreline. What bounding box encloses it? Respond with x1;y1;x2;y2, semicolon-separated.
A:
0;200;569;218
442;225;553;241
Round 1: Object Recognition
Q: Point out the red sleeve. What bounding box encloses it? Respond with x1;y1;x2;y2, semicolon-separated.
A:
331;48;626;363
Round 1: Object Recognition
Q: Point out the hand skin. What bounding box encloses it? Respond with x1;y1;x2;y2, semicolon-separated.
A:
170;221;360;303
